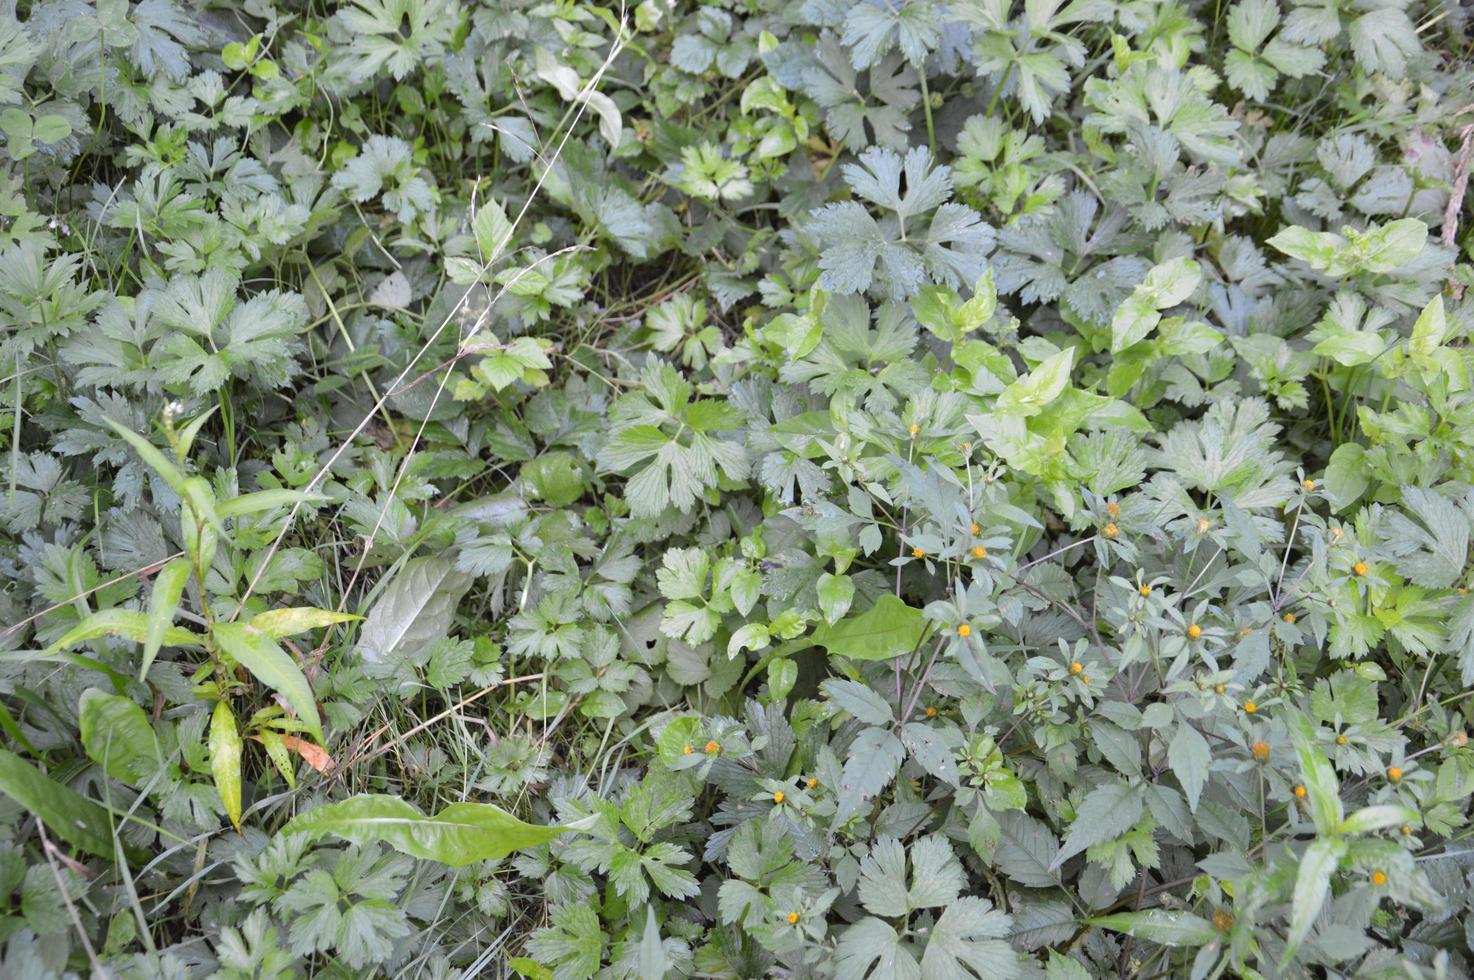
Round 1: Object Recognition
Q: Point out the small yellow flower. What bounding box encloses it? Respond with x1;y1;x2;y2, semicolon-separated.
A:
1243;700;1258;714
1069;662;1083;675
908;423;919;437
912;547;926;559
773;791;785;804
1336;734;1348;746
962;442;973;452
925;706;938;717
1386;766;1403;783
1294;784;1307;799
1371;871;1387;887
1197;518;1211;533
705;740;720;754
1251;741;1270;762
1139;584;1151;596
1400;824;1413;836
1353;561;1368;576
1080;674;1091;685
1102;523;1119;538
1106;501;1121;518
972;545;988;559
1283;612;1296;624
1302;479;1316;490
787;911;800;924
1239;627;1252;639
807;777;817;788
683;744;693;755
1214;683;1226;695
970;522;980;535
1187;624;1203;639
1461;587;1470;596
957;623;971;637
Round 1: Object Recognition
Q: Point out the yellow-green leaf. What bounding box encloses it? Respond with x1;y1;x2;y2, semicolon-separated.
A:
209;701;243;831
212;622;323;744
280;794;577;866
248;607;360;640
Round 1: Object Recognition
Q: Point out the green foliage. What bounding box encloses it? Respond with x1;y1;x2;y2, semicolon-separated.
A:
0;0;1472;976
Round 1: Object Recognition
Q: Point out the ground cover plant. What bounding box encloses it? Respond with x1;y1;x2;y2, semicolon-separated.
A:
0;0;1473;976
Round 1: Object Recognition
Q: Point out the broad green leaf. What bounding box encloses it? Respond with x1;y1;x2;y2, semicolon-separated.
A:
1089;910;1219;946
280;794;575;866
727;622;771;658
249;607;360;640
0;748;117;858
1284;837;1346;963
817;572;856;624
212;622;323;744
997;348;1074;418
1167;723;1210;813
1409;295;1448;356
821;678;895;726
810;594;929;662
1111;258;1201;353
79;689;161;786
141;557;191;682
1323;442;1368;512
210;700;243;831
357;556;473;664
1052;782;1143;868
1338;804;1418;836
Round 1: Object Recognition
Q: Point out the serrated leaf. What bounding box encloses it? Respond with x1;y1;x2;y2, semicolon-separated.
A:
1052;782;1144;868
1168;724;1210;812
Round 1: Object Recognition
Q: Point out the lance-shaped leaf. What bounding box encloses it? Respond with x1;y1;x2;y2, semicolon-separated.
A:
212;622;323;744
210;701;243;831
280;794;577;866
1089;910;1219;947
249;607;360;641
141;557;191;681
48;608;204;654
0;749;117;858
